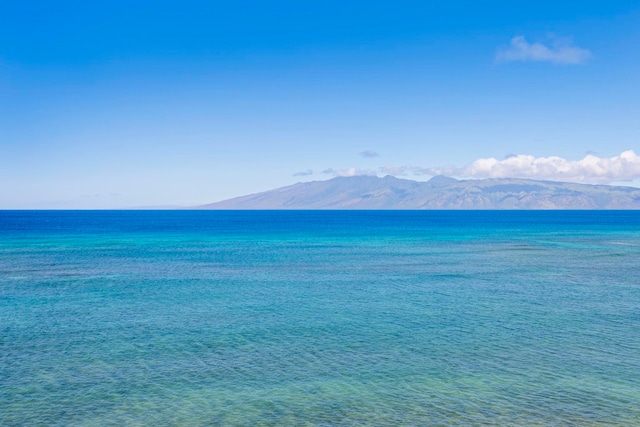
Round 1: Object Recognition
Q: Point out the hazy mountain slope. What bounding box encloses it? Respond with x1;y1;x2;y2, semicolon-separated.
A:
198;176;640;209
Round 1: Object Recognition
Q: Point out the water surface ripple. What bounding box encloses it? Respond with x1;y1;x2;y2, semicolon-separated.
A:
1;211;640;426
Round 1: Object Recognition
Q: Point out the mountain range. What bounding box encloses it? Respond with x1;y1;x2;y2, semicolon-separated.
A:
198;175;640;209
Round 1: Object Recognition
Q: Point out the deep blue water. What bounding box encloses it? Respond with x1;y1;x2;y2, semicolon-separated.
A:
1;211;640;425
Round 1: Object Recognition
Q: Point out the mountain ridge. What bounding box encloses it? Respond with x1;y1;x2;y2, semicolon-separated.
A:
198;175;640;209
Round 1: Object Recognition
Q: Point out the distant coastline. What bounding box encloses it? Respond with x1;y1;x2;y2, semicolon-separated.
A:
197;175;640;210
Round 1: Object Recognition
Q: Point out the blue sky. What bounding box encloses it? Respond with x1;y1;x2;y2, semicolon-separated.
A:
1;1;639;208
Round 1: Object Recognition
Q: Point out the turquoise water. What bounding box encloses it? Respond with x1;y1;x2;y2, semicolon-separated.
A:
1;211;640;426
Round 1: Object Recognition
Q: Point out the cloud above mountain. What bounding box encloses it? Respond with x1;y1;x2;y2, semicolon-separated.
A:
496;36;591;65
322;168;374;177
359;150;379;158
427;150;640;183
319;151;640;185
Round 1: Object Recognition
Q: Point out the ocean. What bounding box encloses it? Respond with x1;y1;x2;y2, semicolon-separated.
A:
1;210;639;426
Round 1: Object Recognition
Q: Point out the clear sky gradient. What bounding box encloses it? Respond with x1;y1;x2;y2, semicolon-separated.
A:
2;1;639;208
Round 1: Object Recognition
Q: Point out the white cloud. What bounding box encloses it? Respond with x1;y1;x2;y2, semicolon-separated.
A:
359;150;379;158
496;36;591;65
427;150;640;183
378;166;431;176
378;166;412;176
322;167;374;177
293;169;313;177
